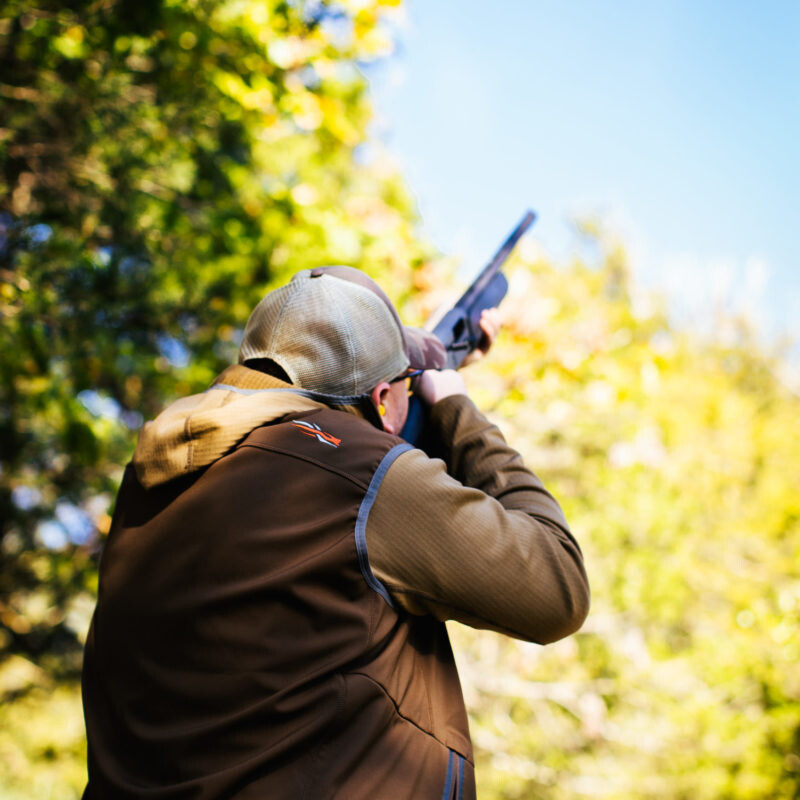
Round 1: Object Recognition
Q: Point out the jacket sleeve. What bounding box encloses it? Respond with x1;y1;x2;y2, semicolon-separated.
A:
364;394;589;644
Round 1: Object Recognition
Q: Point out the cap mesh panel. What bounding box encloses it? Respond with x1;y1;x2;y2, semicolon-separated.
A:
239;273;408;396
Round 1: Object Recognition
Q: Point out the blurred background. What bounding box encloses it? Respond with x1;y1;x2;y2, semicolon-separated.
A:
1;1;798;798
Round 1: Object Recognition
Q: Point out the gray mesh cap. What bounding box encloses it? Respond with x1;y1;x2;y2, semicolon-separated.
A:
238;266;447;397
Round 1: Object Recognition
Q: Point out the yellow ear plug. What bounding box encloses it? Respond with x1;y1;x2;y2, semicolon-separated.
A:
379;404;386;416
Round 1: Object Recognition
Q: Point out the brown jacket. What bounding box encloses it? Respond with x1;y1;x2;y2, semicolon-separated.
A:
82;365;589;798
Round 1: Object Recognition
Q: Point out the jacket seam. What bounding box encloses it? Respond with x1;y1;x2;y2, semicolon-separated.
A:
346;670;474;766
238;441;370;490
355;443;412;611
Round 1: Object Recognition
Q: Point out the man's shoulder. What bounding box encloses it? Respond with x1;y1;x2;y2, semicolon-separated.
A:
237;406;408;487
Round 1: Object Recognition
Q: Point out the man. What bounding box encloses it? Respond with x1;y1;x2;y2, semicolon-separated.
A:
82;266;589;799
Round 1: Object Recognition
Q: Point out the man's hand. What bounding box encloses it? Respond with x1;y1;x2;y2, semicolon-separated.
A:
462;307;502;366
414;369;467;404
415;307;502;404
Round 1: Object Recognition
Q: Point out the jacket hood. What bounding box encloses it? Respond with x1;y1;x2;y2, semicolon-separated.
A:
132;365;370;489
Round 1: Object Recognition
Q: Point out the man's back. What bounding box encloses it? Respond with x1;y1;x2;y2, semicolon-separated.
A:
83;405;473;799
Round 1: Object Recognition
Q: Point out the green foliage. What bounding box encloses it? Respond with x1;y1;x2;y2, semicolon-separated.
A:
451;232;800;799
1;0;420;676
0;676;86;800
1;1;421;793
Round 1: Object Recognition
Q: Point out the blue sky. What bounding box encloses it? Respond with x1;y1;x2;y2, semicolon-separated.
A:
366;1;799;353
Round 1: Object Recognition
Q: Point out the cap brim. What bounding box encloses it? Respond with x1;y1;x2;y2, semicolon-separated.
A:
403;326;447;371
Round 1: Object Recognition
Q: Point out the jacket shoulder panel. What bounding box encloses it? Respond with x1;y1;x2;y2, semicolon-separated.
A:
237;408;409;607
237;407;402;485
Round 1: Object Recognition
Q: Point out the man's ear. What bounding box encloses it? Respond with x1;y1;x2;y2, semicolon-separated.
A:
369;381;408;436
369;381;392;433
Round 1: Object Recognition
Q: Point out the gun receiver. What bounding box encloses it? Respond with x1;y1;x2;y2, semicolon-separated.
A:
432;210;536;368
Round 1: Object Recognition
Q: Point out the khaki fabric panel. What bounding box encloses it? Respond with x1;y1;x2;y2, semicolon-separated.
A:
132;365;326;488
365;396;589;644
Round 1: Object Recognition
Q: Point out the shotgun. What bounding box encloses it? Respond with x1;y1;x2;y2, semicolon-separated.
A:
401;210;536;444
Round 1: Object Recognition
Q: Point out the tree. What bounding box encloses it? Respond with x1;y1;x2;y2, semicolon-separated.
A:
450;231;800;799
1;0;420;739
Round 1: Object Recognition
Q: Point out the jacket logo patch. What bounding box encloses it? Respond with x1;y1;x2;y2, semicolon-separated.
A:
291;419;342;448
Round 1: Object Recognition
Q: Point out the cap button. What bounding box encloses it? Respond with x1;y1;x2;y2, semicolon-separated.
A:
310;268;324;278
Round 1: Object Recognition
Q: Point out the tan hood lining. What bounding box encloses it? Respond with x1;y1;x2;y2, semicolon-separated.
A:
133;365;340;488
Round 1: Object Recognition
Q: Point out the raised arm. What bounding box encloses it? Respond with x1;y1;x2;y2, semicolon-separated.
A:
366;392;590;644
